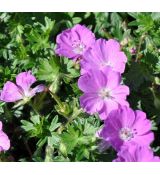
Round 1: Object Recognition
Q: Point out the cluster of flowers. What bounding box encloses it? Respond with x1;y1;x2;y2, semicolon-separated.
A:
55;24;160;162
0;71;45;152
0;24;159;162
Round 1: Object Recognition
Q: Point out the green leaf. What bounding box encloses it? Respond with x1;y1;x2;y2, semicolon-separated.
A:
49;115;61;132
37;57;60;82
128;13;154;33
67;12;75;18
21;120;35;131
128;12;138;19
61;126;80;153
48;133;60;147
27;29;50;53
21;114;45;138
59;57;80;80
26;17;54;54
125;62;151;91
76;148;90;161
37;137;48;147
0;12;11;22
72;17;82;24
59;142;67;157
60;117;100;156
151;12;160;21
128;20;138;26
41;17;55;35
30;114;40;125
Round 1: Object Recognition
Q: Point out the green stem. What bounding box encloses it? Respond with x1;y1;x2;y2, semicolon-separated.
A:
61;73;74;79
44;145;54;162
58;108;83;134
102;28;113;39
35;92;47;111
135;33;146;62
49;90;63;109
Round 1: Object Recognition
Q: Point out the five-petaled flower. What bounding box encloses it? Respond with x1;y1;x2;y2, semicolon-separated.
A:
78;67;129;120
0;71;45;103
55;24;95;60
98;106;154;151
80;39;127;74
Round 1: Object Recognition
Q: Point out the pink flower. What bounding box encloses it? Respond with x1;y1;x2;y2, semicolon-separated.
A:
98;107;154;151
78;67;129;120
113;143;160;162
80;39;127;74
55;24;95;59
0;71;45;102
0;121;10;151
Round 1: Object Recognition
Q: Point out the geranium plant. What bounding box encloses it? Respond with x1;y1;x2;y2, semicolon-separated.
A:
0;12;160;162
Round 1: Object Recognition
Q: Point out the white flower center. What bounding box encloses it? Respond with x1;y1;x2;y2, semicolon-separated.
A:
99;88;112;99
119;127;133;141
101;61;113;68
72;40;85;54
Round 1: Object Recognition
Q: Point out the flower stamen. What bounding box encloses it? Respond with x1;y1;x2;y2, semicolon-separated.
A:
119;127;133;141
72;40;86;54
99;88;112;100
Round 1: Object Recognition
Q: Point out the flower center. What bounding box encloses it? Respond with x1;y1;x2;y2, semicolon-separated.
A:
101;61;113;68
72;40;85;54
99;88;112;99
119;127;133;141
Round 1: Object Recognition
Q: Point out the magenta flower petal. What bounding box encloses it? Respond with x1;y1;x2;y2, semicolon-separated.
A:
0;131;10;151
119;107;135;127
78;73;99;93
78;69;107;93
0;121;2;130
0;121;10;152
98;107;154;151
132;133;154;146
80;93;103;114
81;38;127;74
112;85;130;106
113;143;160;162
133;110;152;134
24;84;46;99
32;84;45;94
55;24;95;59
99;100;119;120
16;71;36;92
103;68;121;89
0;81;23;102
